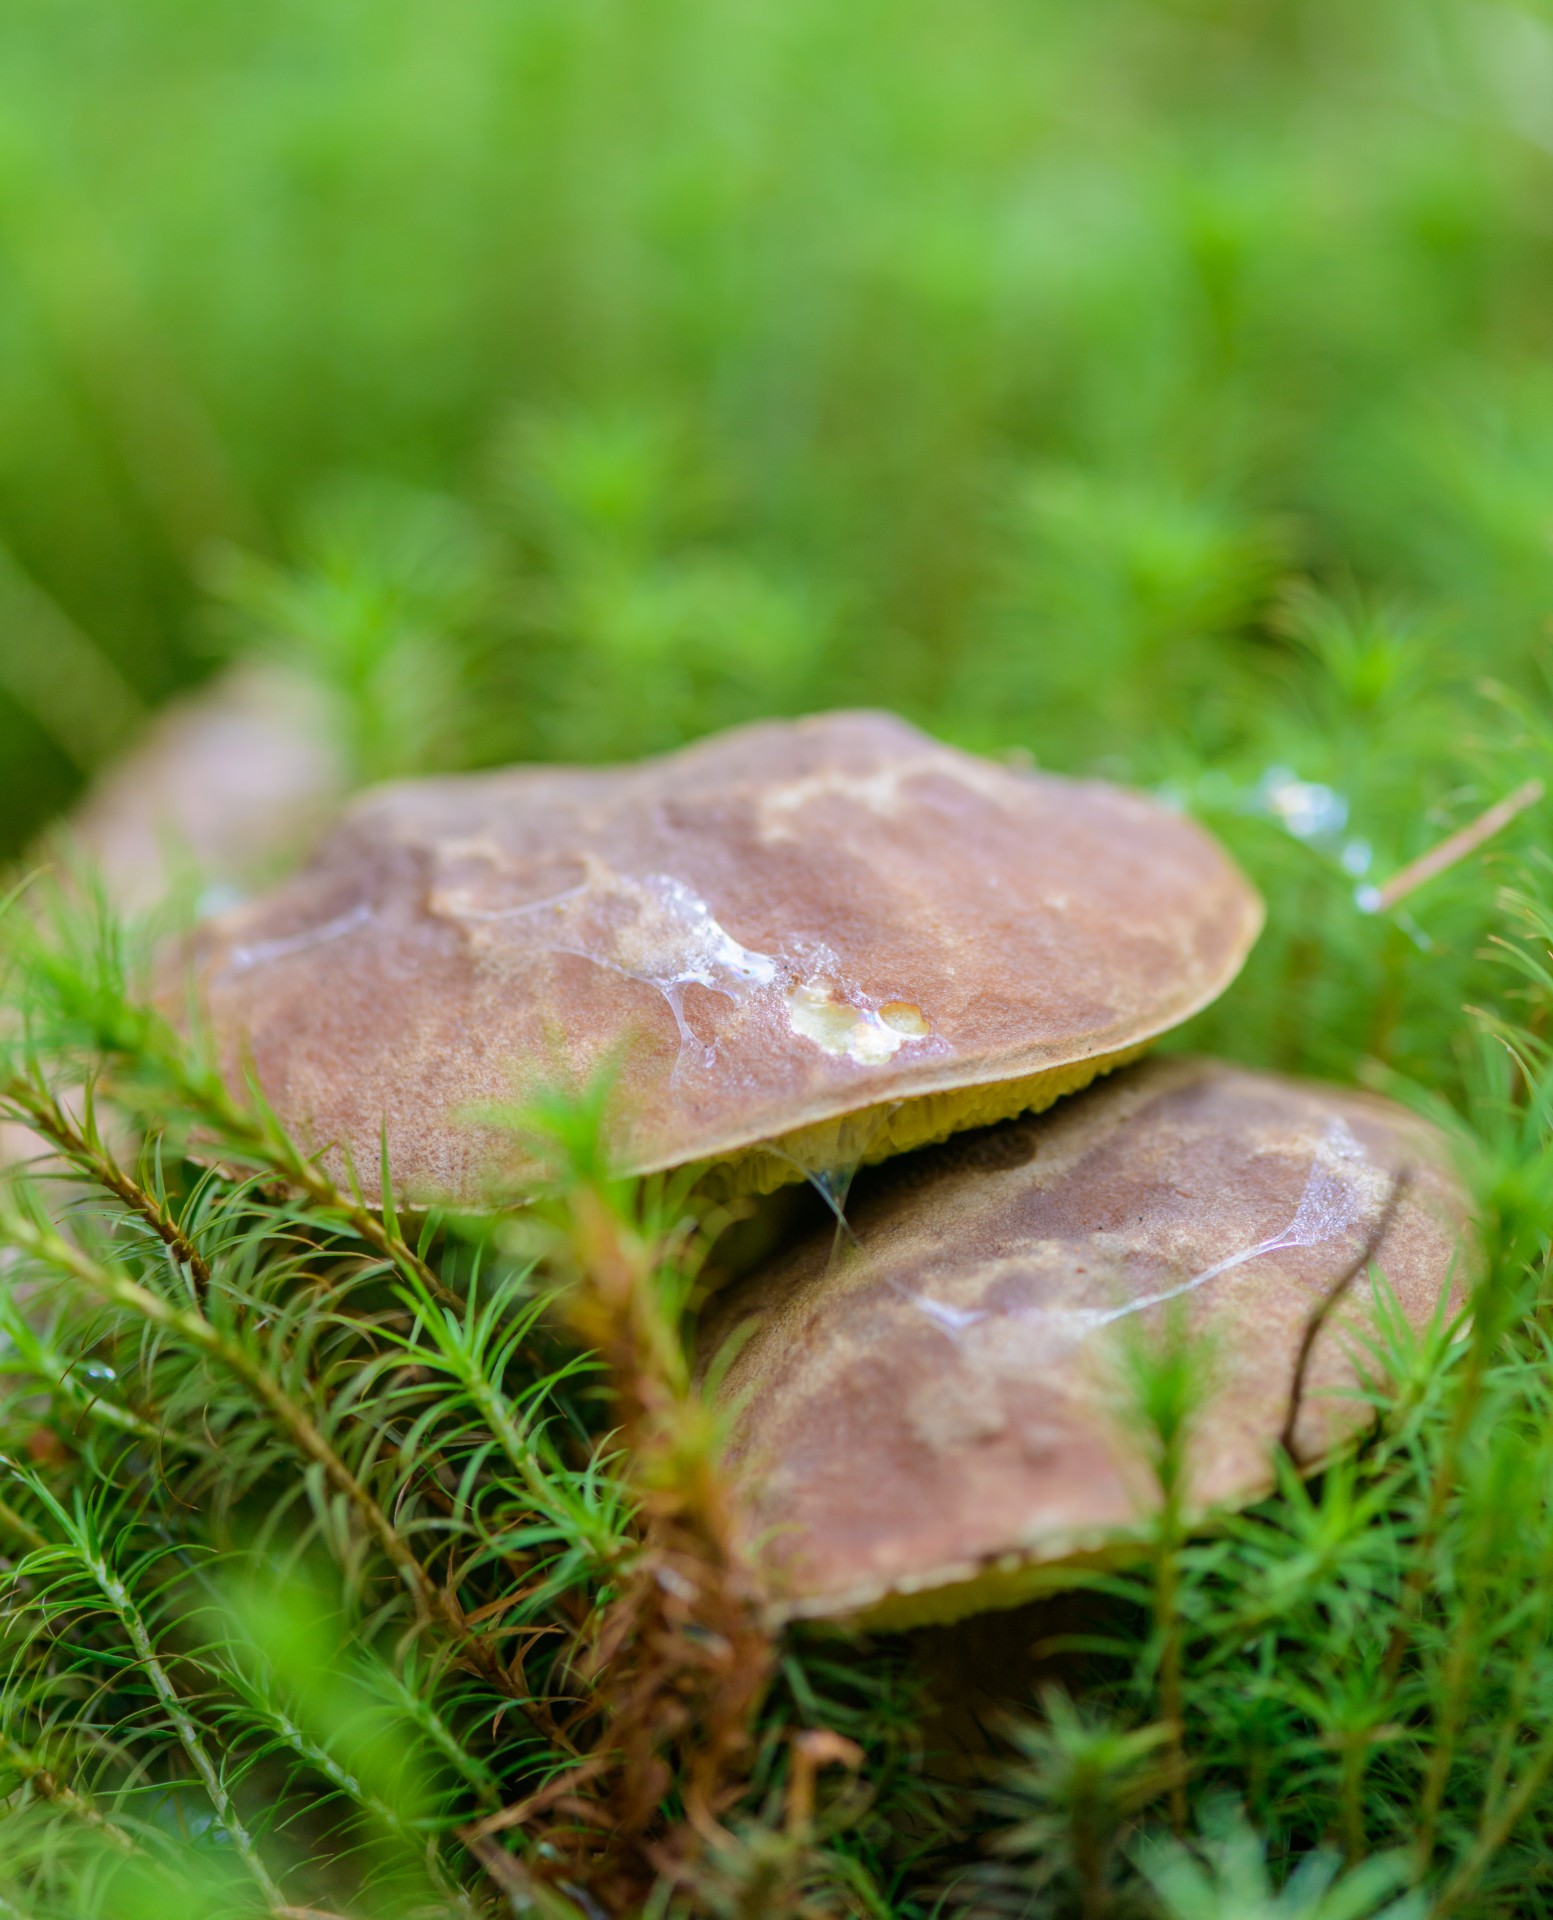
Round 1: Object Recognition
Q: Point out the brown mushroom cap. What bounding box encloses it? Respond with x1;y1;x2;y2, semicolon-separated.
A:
701;1057;1470;1629
185;712;1261;1205
3;665;347;1176
66;664;345;913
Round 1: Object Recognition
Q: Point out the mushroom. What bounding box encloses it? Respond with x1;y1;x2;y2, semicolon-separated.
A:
2;664;346;1171
185;712;1261;1205
699;1056;1470;1630
63;662;345;914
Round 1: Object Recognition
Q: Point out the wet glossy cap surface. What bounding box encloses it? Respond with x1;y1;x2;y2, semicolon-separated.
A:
701;1057;1470;1627
185;712;1261;1202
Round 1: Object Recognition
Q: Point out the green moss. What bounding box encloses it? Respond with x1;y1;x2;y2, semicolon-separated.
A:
5;1;1553;1911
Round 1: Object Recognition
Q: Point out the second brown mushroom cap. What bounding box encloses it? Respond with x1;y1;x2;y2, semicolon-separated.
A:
701;1056;1469;1629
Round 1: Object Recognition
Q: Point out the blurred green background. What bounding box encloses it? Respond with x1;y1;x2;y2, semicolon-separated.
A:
3;0;1552;880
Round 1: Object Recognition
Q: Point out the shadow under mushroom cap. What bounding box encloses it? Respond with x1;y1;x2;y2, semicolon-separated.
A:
183;711;1261;1206
700;1056;1472;1630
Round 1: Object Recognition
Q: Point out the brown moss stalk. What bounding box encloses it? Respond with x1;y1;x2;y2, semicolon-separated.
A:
484;1173;775;1911
3;1076;212;1294
0;1732;137;1853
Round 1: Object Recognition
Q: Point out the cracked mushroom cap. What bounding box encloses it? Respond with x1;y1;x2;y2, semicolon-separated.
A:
700;1057;1470;1629
185;712;1261;1205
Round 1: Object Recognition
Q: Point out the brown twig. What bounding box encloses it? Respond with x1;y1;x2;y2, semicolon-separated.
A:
1359;780;1542;915
785;1729;863;1838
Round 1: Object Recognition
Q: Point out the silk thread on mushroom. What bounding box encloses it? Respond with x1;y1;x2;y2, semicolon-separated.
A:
432;865;944;1076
